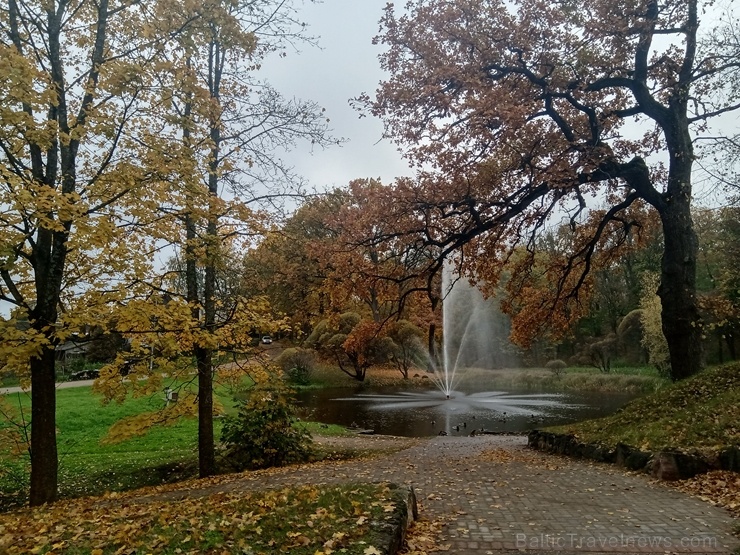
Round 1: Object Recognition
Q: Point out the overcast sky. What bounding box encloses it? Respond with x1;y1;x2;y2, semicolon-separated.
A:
257;0;738;206
257;0;413;191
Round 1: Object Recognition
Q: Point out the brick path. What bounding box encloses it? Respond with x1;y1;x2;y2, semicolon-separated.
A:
390;436;739;554
149;435;740;554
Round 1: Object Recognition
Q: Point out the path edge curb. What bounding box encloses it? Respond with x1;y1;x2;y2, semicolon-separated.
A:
371;484;418;554
527;430;740;480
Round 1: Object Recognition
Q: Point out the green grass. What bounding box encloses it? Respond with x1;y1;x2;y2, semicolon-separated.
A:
1;482;405;555
547;362;740;452
1;383;226;508
0;376;362;510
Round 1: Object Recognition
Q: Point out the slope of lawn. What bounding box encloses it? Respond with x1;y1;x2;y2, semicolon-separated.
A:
0;379;352;510
548;362;740;452
0;382;226;507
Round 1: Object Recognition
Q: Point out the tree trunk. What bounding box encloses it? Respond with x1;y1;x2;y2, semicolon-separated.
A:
658;195;703;380
197;345;216;477
199;75;220;476
29;343;58;506
427;295;440;371
198;192;218;478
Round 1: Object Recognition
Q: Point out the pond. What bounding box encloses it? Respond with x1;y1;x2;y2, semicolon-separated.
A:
294;385;636;437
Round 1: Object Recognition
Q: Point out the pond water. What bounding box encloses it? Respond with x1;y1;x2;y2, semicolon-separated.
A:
294;386;636;437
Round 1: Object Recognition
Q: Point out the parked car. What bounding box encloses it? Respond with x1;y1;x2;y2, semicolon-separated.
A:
261;335;272;344
69;369;100;381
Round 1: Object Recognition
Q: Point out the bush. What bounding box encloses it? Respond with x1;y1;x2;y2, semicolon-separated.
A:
275;348;317;385
545;359;567;378
640;273;671;377
220;382;313;471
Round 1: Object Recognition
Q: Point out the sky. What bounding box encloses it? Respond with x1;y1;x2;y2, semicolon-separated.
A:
256;0;738;206
256;0;413;191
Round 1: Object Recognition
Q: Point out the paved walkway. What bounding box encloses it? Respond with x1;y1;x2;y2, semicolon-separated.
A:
142;435;739;554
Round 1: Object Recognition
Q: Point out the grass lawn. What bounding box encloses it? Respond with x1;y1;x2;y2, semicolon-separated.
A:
1;382;225;508
0;376;358;511
547;362;740;452
438;365;667;394
308;362;668;394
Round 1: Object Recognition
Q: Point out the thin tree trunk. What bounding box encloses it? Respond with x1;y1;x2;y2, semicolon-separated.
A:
199;37;221;475
197;345;215;476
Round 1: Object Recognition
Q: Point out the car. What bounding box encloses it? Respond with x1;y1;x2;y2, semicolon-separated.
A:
69;369;100;381
261;335;272;344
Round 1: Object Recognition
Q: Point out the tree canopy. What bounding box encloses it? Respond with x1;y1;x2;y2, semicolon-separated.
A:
0;0;333;505
356;0;740;380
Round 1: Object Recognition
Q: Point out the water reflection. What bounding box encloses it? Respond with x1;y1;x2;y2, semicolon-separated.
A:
295;386;635;437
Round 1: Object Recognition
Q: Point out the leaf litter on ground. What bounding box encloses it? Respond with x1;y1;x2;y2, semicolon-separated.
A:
0;482;400;555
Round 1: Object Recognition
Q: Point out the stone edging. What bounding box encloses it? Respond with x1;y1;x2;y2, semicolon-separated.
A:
371;484;418;554
527;430;740;481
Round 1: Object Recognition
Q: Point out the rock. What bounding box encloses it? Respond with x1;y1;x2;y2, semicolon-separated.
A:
615;443;651;471
624;449;651;471
719;446;740;472
651;450;708;481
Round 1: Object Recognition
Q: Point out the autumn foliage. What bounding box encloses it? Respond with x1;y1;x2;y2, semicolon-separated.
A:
352;0;740;382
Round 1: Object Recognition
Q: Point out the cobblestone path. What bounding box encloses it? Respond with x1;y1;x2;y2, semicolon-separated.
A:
143;435;739;554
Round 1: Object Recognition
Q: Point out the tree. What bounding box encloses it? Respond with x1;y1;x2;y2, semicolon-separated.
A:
640;273;671;376
363;0;740;381
106;0;335;478
321;180;445;360
241;193;345;335
694;206;740;362
0;0;177;505
173;0;333;478
386;320;425;379
305;313;390;382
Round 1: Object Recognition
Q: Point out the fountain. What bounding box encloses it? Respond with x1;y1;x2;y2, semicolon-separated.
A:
317;260;638;436
428;261;516;396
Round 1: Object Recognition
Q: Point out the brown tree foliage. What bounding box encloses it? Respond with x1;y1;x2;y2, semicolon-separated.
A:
355;0;740;380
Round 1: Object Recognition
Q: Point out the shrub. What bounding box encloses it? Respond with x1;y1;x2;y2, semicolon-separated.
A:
275;348;317;385
639;273;671;377
220;382;312;471
545;359;567;378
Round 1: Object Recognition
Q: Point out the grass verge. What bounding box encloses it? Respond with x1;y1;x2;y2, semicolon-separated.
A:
0;482;402;555
309;363;667;394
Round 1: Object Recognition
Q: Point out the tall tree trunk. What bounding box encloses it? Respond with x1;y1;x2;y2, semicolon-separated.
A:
196;345;215;477
25;0;107;505
199;42;221;475
198;205;217;477
658;179;702;381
